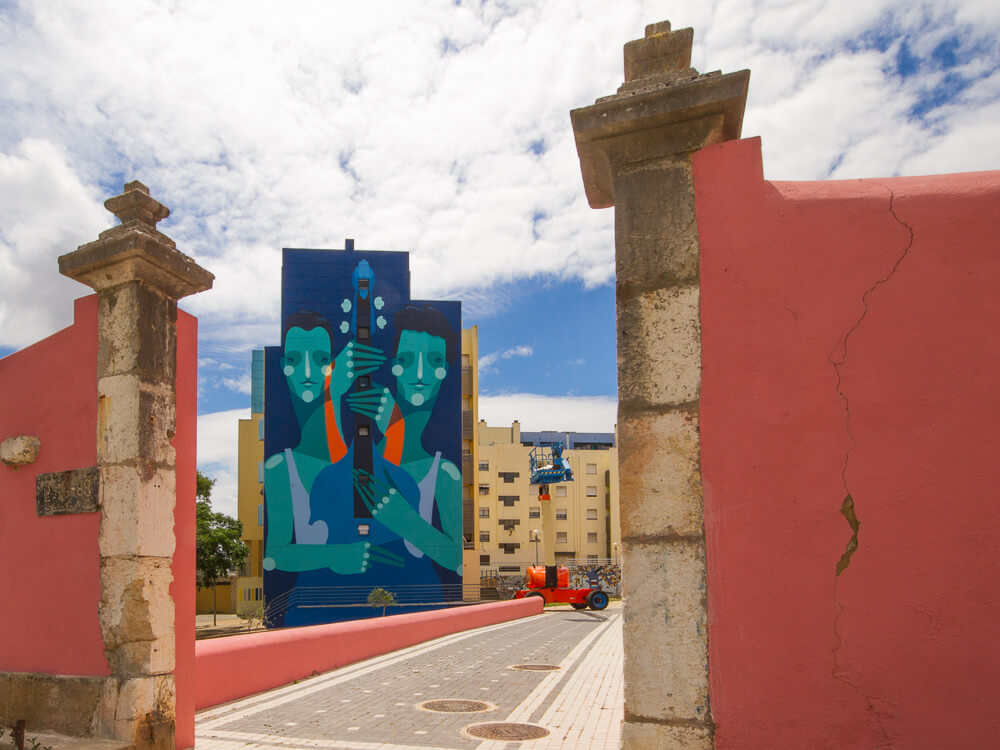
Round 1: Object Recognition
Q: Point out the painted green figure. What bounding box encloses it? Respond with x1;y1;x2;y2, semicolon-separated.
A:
263;313;403;574
349;306;463;574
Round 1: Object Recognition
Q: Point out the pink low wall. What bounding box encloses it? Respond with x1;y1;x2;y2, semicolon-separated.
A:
195;598;543;709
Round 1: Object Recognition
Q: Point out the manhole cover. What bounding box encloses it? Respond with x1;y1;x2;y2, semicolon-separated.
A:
464;722;550;741
418;699;493;713
510;663;561;671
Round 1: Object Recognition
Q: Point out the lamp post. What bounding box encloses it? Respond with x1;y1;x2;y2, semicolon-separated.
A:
612;542;619;566
531;529;541;566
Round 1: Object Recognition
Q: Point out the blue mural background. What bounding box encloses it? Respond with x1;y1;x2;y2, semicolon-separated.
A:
263;247;462;626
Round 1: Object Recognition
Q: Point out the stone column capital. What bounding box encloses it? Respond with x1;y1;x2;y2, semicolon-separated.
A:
59;181;214;299
570;20;750;208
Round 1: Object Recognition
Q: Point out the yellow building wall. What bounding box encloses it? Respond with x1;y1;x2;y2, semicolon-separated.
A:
460;326;479;598
196;580;236;614
236;413;265;603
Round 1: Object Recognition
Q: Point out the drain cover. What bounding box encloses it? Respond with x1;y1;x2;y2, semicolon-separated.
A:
418;699;492;713
464;722;550;741
510;663;561;671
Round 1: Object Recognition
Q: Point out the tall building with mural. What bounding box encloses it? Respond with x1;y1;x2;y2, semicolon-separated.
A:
240;245;467;626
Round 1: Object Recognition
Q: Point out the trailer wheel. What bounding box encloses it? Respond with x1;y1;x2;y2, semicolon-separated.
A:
570;602;588;610
587;591;609;611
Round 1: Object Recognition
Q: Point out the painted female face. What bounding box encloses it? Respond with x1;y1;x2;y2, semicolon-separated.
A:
282;326;332;404
391;329;447;408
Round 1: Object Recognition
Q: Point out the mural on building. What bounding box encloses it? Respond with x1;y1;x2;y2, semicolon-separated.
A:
263;247;463;626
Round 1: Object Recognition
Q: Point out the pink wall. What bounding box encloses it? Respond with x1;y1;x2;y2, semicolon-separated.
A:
0;296;108;676
195;598;543;710
696;137;1000;749
173;309;197;750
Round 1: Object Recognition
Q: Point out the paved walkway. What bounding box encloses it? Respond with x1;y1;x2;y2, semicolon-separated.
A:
195;604;623;749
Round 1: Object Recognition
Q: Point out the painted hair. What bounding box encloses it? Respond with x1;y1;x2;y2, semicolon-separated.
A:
393;305;459;364
283;310;334;343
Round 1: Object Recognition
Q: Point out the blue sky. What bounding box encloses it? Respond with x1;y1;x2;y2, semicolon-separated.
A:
3;0;999;512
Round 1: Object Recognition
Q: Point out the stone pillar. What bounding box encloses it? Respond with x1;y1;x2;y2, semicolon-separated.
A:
571;22;748;749
59;182;213;748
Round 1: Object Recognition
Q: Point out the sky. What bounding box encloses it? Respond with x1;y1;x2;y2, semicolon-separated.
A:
2;0;999;514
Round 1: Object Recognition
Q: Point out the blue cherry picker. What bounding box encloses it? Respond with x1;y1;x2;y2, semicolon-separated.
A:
513;442;610;610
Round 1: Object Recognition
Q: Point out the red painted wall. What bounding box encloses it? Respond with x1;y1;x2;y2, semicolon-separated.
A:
0;296;108;676
696;137;1000;749
195;597;543;710
173;309;197;750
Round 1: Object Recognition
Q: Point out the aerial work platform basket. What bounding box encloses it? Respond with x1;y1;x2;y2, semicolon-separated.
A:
528;442;574;485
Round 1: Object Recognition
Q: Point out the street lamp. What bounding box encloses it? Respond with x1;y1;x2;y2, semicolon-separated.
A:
531;529;541;566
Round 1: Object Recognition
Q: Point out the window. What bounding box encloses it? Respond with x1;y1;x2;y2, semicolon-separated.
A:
358;376;370;389
586;486;598;497
499;543;520;554
529;506;540;518
556;531;568;543
480;531;490;542
480;555;490;566
357;424;370;436
587;508;598;520
498;471;519;483
499;519;520;532
358;326;370;340
499;564;520;573
556;486;567;497
587;532;598;543
556;509;568;520
479;461;489;471
478;484;490;495
587;554;599;563
500;495;518;507
586;463;597;474
257;504;263;526
357;524;370;536
257;419;264;440
257;460;264;483
479;507;490;518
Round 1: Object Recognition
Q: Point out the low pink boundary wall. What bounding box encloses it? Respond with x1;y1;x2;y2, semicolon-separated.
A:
195;598;543;709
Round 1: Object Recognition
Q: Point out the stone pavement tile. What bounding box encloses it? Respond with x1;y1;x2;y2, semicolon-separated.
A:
196;606;623;749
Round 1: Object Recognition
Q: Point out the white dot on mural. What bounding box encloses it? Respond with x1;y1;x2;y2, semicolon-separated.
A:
434;367;446;380
263;558;275;571
302;391;314;403
340;321;350;333
283;365;294;376
322;365;332;376
341;299;352;313
391;364;403;376
410;393;424;406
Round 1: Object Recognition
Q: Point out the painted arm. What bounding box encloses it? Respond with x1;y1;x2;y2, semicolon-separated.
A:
263;454;401;573
353;465;464;572
345;384;405;465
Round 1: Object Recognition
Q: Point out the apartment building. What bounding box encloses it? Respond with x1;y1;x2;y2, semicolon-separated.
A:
475;421;619;576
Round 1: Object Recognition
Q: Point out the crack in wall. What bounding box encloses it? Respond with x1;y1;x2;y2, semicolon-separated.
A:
828;183;915;748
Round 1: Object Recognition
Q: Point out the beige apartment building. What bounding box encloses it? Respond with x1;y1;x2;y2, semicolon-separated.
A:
475;421;620;576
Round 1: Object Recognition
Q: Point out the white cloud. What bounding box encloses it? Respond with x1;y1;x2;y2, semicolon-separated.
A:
480;393;617;433
222;374;252;395
1;0;998;354
479;344;534;369
197;408;248;517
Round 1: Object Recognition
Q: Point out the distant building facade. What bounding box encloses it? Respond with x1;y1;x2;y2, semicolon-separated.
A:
475;421;620;576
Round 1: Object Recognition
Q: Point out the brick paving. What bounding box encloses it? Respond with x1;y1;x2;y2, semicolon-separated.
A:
195;603;622;749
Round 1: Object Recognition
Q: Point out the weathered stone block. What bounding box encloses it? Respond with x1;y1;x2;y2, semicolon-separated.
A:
96;674;175;749
1;435;41;466
97;281;178;384
618;409;702;538
618;285;701;407
621;720;713;749
624;26;693;82
35;466;100;516
99;465;176;558
0;672;107;736
613;160;700;293
622;540;709;722
98;377;176;467
100;556;175;675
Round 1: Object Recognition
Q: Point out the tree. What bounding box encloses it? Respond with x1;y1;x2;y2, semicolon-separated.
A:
195;471;248;626
367;587;397;617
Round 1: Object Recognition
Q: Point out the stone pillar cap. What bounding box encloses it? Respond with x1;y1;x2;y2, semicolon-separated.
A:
570;20;750;208
59;181;214;300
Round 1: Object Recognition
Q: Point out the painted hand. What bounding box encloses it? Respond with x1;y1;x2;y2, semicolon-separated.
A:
345;385;397;434
327;342;386;399
353;468;418;537
329;540;404;574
